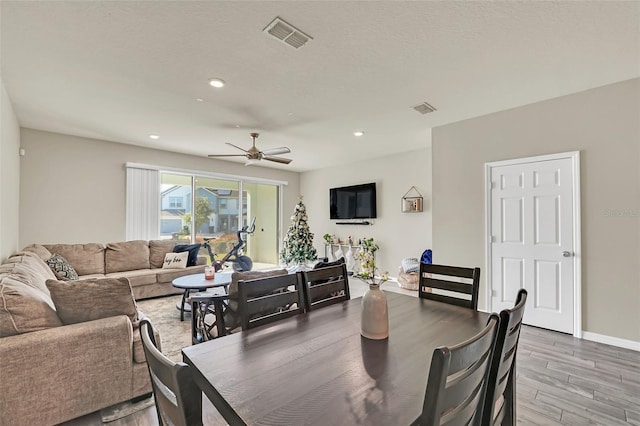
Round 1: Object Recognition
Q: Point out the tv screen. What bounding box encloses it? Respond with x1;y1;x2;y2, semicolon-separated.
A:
329;183;377;220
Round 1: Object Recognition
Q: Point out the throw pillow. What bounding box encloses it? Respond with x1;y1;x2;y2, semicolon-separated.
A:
162;251;188;269
45;253;79;281
45;277;138;325
173;243;201;267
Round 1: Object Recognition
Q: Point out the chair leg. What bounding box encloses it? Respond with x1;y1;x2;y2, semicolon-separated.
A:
503;364;516;426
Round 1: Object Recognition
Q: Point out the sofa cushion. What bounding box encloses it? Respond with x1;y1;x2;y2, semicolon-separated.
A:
21;244;53;261
163;252;188;269
44;243;106;275
105;269;157;288
0;252;57;295
130;311;161;364
149;240;176;269
46;253;80;281
46;277;138;325
155;265;206;283
105;241;150;274
173;243;201;267
0;274;62;336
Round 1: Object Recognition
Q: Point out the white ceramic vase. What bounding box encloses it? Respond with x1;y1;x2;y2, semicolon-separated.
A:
361;284;389;340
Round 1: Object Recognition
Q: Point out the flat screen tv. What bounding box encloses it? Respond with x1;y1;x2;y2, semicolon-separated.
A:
329;182;377;220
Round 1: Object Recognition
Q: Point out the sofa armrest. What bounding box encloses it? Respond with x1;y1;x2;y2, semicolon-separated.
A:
0;316;136;426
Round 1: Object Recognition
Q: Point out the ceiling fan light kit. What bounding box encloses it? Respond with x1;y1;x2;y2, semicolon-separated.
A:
208;133;292;165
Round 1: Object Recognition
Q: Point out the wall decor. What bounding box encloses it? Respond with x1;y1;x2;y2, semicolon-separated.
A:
401;186;423;213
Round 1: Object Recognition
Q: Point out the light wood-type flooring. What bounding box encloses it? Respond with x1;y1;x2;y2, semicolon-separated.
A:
62;280;640;425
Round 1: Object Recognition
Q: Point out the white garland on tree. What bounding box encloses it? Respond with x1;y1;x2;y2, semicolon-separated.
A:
281;198;317;265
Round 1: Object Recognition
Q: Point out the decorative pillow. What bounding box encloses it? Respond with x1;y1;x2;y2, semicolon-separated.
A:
173;243;201;267
162;251;188;269
402;257;420;273
45;253;79;281
45;277;138;325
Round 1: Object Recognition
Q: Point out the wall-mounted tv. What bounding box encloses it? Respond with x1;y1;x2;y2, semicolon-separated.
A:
329;182;377;220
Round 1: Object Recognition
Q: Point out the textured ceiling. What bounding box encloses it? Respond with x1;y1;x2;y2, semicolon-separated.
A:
2;1;639;172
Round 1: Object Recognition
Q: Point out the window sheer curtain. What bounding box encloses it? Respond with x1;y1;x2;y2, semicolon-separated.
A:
126;166;159;241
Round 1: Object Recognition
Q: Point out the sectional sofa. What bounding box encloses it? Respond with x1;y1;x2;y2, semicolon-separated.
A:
30;239;206;299
0;240;205;425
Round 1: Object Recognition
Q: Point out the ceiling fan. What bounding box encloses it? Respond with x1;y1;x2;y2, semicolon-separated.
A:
208;133;292;165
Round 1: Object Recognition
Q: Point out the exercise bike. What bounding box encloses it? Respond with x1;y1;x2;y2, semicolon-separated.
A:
202;217;256;272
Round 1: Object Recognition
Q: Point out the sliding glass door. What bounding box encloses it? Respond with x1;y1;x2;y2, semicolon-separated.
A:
159;172;280;269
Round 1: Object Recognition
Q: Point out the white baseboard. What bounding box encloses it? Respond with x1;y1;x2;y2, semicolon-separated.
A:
582;331;640;352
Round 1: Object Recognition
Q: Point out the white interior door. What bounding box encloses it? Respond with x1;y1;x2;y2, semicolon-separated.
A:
488;153;580;334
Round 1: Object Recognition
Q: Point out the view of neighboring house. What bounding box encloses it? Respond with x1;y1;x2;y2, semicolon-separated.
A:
160;186;248;238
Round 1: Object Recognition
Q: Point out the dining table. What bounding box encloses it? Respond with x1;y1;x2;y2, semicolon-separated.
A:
182;291;489;426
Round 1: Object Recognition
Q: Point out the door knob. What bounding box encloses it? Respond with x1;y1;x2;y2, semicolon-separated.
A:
562;251;572;257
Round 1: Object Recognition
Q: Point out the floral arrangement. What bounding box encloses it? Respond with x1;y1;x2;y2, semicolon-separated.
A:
355;237;389;286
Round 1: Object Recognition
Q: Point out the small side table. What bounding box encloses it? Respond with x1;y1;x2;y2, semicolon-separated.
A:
171;273;232;321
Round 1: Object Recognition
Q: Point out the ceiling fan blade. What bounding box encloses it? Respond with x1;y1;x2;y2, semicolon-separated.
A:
208;154;248;158
225;142;249;153
261;147;291;156
263;155;292;164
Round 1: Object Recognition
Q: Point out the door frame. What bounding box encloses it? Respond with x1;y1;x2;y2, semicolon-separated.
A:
484;151;582;338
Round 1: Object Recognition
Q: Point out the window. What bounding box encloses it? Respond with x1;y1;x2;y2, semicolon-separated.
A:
169;196;183;208
125;162;284;268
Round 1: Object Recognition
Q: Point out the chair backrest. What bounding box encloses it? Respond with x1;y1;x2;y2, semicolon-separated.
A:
300;263;351;311
139;320;202;426
419;263;481;310
237;273;305;330
483;289;528;426
224;269;289;330
413;314;500;426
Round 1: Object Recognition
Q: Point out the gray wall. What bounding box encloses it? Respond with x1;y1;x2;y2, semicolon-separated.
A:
300;146;432;276
0;79;21;261
432;78;640;342
19;128;300;247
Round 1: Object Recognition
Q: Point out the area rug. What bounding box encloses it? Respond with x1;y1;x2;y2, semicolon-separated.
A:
137;294;192;362
100;394;155;423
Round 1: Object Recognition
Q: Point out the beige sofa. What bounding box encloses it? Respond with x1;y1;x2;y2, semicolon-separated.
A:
0;251;158;425
29;239;206;299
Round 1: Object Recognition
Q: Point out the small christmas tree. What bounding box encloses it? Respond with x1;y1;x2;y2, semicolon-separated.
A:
281;198;318;265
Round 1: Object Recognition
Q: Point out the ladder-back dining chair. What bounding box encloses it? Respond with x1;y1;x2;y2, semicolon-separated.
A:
237;272;305;330
139;320;202;426
483;289;528;426
412;314;500;426
419;263;481;310
300;263;351;311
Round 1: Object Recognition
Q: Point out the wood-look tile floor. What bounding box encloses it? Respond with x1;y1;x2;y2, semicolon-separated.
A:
63;281;640;425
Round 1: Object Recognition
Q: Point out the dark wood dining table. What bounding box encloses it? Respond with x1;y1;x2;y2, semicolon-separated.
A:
182;291;489;426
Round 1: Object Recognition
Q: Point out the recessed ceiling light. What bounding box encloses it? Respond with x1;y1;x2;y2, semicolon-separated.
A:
353;131;364;137
235;124;241;128
208;78;225;88
149;134;159;140
196;98;204;102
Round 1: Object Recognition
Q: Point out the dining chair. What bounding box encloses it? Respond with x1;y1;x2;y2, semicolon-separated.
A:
412;314;500;426
300;263;351;311
418;262;481;310
237;272;305;330
482;289;528;426
139;319;202;426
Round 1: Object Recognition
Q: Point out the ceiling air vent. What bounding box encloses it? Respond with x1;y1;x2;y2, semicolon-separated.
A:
263;17;312;49
412;102;437;115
